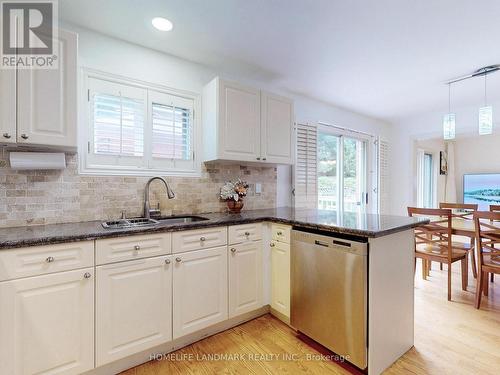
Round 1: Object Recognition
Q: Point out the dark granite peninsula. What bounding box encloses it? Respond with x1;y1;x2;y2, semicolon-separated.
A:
0;207;426;249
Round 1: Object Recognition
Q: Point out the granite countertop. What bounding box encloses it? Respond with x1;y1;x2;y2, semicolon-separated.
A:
0;207;427;249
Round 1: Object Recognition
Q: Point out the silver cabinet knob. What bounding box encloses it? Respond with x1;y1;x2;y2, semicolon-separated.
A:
262;158;267;161
165;259;171;265
134;245;141;251
200;237;206;242
20;134;28;140
175;257;182;263
84;272;92;279
256;157;261;160
46;256;55;263
230;248;237;253
270;242;275;247
244;231;250;236
3;133;11;139
277;231;283;236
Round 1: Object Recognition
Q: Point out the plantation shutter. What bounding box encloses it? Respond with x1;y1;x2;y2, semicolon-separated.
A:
93;93;144;157
293;123;318;208
377;138;390;214
149;90;195;170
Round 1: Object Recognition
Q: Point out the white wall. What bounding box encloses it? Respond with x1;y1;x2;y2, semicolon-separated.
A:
454;134;500;200
64;23;391;209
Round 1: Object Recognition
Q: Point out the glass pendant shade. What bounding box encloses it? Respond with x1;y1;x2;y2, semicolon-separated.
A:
443;113;456;140
478;106;493;135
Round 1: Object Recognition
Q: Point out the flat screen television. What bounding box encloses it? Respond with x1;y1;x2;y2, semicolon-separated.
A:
463;173;500;210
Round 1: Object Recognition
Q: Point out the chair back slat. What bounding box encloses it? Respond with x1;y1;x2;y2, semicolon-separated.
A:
439;203;477;219
489;205;500;213
474;211;500;267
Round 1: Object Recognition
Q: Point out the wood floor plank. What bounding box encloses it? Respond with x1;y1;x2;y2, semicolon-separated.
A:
122;261;499;375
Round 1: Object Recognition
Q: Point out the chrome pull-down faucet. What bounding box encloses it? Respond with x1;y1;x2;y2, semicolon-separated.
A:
144;177;175;219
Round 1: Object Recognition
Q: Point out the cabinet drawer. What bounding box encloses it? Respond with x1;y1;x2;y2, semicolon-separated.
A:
96;233;171;265
172;227;227;253
228;223;262;244
0;241;94;281
271;224;291;244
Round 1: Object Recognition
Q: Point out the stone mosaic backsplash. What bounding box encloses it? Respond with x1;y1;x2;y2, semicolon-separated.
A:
0;153;277;228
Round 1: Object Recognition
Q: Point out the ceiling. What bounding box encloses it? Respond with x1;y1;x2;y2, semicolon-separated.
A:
59;0;500;122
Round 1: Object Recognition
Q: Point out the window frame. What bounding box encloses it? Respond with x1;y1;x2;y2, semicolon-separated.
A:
79;69;201;177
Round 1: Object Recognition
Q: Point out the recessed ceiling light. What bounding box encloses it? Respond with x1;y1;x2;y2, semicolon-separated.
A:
152;17;173;31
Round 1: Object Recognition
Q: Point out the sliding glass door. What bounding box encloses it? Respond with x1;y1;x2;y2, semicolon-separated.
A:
318;129;369;213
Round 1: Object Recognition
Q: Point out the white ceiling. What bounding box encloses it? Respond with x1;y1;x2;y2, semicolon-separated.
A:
60;0;500;122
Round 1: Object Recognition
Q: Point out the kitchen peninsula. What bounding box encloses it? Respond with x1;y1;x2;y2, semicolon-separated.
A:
0;208;424;375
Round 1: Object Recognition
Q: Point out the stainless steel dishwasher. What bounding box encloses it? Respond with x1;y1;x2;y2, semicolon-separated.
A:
290;229;368;369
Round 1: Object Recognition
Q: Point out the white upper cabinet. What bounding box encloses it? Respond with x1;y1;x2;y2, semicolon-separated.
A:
203;77;293;164
0;69;16;143
17;29;77;148
0;268;94;375
261;92;294;164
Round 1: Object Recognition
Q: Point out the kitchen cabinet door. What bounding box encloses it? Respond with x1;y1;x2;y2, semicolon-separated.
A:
228;241;263;318
0;68;16;143
261;92;293;164
218;79;261;161
271;240;290;317
17;29;77;148
0;268;94;375
96;255;172;366
173;246;228;338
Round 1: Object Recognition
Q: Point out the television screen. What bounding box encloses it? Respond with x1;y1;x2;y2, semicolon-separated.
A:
463;173;500;210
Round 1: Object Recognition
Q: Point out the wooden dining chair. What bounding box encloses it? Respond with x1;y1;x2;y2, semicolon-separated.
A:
474;210;500;309
439;202;478;277
408;207;468;301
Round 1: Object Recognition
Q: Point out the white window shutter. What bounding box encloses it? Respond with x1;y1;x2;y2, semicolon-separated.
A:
377;138;390;214
293;123;317;208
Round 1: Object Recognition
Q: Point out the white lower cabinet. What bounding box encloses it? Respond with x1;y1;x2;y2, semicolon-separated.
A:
0;268;94;375
228;241;263;318
96;255;172;366
271;240;290;317
173;246;228;339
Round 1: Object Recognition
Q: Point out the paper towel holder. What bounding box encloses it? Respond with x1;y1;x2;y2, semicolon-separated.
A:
9;152;66;170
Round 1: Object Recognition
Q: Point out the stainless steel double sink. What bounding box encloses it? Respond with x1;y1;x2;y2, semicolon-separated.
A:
102;215;209;229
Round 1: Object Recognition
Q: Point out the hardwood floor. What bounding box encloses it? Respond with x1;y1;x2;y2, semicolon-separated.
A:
122;261;499;375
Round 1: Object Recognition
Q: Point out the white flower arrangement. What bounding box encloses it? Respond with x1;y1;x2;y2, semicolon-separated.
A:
220;179;249;202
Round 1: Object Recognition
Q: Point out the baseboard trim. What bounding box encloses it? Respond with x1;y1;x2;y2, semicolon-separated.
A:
83;306;270;375
269;307;291;326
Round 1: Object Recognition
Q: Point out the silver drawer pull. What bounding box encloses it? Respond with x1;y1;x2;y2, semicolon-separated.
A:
165;259;171;265
175;257;182;263
20;134;28;140
230;248;237;253
244;231;250;236
200;237;206;242
46;256;55;263
84;272;92;279
270;242;275;247
134;245;141;251
3;133;11;139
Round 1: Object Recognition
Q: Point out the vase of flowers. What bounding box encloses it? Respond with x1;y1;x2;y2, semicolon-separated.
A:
220;179;249;213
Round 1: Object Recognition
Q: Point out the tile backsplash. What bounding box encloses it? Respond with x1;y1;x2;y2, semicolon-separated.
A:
0;153;277;228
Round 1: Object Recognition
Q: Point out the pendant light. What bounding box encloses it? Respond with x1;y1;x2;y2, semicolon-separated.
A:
478;73;493;135
443;83;456;140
